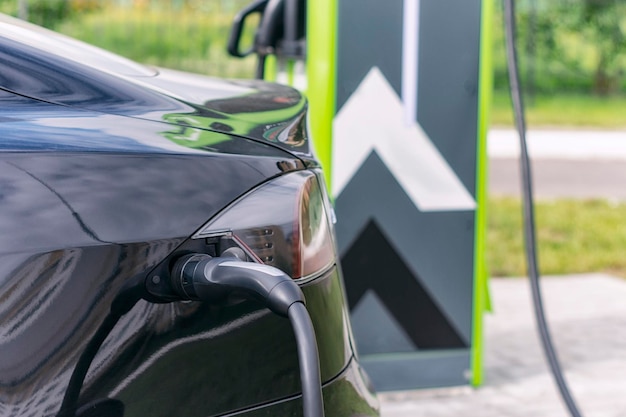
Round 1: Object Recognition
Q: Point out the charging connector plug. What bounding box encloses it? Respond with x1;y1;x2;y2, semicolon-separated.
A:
168;253;324;417
170;253;305;316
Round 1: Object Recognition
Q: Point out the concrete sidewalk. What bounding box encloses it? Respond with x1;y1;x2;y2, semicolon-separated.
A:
488;129;626;160
379;274;626;417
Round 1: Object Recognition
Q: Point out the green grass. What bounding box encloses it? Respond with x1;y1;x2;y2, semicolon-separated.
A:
488;197;626;278
491;90;626;128
55;5;257;78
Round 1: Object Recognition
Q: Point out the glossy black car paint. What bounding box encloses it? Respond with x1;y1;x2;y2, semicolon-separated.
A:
0;15;377;417
0;18;310;157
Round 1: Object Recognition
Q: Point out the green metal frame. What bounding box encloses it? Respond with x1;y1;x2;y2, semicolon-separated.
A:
305;0;337;192
471;0;495;387
264;55;277;82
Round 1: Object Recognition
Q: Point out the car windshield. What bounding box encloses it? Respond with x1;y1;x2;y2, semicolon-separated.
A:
0;13;156;77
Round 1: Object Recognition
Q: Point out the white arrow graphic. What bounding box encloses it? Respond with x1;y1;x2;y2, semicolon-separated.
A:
332;67;476;212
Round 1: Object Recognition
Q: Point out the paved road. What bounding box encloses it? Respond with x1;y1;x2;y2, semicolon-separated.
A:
488;129;626;199
380;274;626;417
490;158;626;200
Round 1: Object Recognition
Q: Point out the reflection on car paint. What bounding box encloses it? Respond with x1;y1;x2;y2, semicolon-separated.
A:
0;28;312;156
0;243;180;416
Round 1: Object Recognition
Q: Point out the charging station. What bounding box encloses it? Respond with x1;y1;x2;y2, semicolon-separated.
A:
229;0;493;391
325;0;491;390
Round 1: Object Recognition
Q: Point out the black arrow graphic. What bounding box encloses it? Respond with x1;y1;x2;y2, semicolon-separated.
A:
342;219;467;350
335;151;474;346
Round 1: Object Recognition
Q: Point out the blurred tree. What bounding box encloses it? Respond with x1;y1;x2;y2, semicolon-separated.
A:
529;0;626;95
494;0;626;96
576;0;626;95
27;0;71;28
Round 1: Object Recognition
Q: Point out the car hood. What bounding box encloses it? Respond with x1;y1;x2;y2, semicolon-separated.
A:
0;14;312;157
132;69;311;157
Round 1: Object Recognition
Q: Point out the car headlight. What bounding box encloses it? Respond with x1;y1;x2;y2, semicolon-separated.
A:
193;170;336;280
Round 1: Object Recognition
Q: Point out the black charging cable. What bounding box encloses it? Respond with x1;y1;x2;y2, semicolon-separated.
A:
56;276;145;417
502;1;584;416
170;252;324;417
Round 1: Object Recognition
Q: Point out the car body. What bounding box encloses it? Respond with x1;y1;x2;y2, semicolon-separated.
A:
0;14;378;417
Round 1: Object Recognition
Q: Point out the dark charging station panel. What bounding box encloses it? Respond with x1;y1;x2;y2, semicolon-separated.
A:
332;0;483;390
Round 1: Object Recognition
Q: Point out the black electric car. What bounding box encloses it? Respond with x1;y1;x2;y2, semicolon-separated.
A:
0;14;379;417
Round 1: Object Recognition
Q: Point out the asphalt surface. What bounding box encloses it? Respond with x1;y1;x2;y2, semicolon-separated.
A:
490;158;626;200
379;130;626;417
488;129;626;200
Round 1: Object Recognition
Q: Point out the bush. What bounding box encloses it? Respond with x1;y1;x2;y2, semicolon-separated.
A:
494;0;626;96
